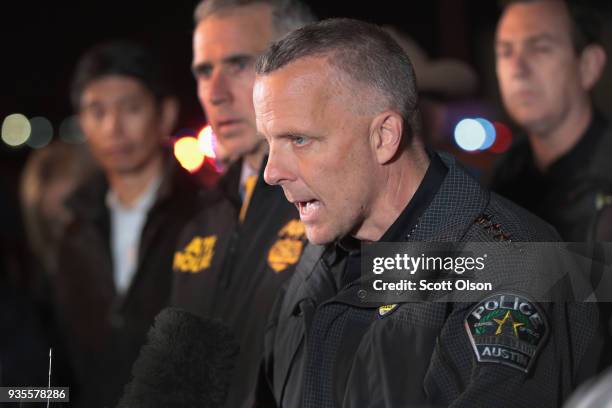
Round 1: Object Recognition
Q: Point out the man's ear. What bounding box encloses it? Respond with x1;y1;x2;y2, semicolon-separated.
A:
370;111;404;165
159;97;180;136
579;44;606;91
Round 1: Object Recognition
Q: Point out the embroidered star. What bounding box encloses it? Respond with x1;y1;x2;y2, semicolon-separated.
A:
494;311;524;337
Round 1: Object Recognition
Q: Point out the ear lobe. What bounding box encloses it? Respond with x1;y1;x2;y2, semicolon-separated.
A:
371;112;403;165
580;44;606;91
160;97;180;136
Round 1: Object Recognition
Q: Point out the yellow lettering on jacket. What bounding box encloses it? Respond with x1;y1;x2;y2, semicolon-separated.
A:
173;235;217;273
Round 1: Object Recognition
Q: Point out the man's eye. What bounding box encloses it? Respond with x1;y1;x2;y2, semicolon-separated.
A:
228;59;250;75
495;46;512;59
194;66;212;80
291;135;307;146
533;45;552;54
124;104;142;114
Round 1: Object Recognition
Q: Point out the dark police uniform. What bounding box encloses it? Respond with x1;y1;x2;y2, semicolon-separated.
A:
491;111;612;242
171;157;306;408
257;153;603;408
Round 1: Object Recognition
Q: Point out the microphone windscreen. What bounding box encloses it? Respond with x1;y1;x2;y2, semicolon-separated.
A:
117;307;239;408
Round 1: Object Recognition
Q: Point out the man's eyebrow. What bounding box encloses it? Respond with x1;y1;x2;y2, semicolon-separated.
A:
525;33;560;45
222;53;255;64
192;53;255;76
496;33;559;47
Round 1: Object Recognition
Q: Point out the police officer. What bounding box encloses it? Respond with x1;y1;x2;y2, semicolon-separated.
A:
253;19;603;407
491;0;611;242
169;1;314;407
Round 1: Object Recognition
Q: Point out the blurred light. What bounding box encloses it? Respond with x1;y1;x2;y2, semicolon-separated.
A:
2;113;31;147
27;116;53;149
197;125;217;158
59;115;86;144
475;118;496;150
454;118;486;152
174;137;204;173
490;122;513;154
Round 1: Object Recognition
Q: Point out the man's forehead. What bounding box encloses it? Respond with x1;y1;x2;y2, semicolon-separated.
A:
81;76;147;103
256;58;337;106
497;1;571;43
255;59;347;133
193;4;275;62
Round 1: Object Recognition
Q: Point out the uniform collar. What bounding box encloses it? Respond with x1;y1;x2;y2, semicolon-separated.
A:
380;151;448;242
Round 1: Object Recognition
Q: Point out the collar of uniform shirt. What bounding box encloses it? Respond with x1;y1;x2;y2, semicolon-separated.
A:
330;151;448;289
379;151;447;242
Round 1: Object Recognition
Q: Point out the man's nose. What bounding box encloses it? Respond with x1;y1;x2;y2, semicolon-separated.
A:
509;49;531;79
102;110;122;135
264;143;292;186
207;68;232;106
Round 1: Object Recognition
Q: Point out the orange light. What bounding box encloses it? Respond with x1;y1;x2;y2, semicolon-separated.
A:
174;136;205;173
197;125;216;158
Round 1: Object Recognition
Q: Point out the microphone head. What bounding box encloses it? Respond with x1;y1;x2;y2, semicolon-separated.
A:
117;307;239;408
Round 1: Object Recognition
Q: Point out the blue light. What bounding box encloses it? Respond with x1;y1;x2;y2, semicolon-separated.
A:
475;118;496;150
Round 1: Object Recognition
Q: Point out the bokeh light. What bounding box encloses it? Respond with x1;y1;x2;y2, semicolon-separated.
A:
174;136;204;173
2;113;31;147
454;118;486;152
197;125;216;158
475;118;496;150
59;115;86;144
27;116;53;149
490;122;513;154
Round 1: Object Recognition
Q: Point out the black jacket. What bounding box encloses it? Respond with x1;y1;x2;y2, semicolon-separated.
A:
171;157;306;408
258;153;603;408
490;112;612;241
55;157;206;408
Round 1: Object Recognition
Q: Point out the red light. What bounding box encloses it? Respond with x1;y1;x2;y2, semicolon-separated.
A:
490;122;513;154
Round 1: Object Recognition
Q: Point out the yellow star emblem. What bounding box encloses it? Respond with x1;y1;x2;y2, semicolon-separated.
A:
493;311;524;337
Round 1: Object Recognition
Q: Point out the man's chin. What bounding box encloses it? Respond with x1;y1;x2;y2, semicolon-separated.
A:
305;226;335;246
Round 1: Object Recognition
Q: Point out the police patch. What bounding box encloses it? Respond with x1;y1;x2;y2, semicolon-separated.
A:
267;219;306;273
464;293;548;373
173;235;217;273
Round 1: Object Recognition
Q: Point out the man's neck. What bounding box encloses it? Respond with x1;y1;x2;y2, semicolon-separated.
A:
107;154;164;208
354;146;430;242
528;104;593;172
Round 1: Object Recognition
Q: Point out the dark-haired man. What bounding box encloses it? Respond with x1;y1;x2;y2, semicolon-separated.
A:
491;0;610;241
253;18;603;407
54;42;206;408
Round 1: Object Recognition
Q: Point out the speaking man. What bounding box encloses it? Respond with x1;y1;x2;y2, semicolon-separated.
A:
253;18;603;407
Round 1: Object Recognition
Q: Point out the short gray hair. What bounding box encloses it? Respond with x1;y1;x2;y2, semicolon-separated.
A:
256;18;422;142
194;0;315;37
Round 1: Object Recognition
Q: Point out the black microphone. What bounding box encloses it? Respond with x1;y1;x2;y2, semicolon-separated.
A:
117;307;239;408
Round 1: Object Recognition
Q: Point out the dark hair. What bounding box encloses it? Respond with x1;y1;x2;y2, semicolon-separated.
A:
70;41;172;111
256;18;421;141
499;0;603;52
194;0;315;37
